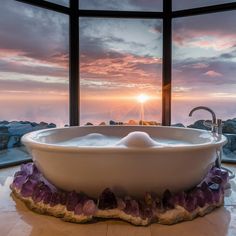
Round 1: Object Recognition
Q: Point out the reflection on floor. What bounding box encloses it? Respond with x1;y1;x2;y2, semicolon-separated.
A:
0;147;31;168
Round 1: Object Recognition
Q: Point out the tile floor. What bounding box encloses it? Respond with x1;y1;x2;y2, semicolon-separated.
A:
0;164;236;236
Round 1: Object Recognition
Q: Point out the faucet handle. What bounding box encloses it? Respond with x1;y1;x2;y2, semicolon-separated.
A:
216;119;223;134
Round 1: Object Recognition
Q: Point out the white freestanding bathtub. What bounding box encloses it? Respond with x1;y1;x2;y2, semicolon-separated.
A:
22;126;227;197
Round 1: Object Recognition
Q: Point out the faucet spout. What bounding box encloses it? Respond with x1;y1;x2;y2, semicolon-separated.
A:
188;106;233;174
189;106;217;125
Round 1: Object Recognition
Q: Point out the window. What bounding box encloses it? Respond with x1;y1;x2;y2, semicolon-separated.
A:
80;18;162;124
0;0;69;127
0;0;69;166
172;11;236;125
172;11;236;161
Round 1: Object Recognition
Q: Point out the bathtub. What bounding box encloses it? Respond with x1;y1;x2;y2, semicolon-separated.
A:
22;126;227;197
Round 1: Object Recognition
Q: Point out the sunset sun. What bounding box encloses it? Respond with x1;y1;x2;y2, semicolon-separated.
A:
137;94;150;104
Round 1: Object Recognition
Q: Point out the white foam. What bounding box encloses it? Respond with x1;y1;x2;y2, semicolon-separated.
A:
115;131;159;147
56;131;191;148
57;133;120;147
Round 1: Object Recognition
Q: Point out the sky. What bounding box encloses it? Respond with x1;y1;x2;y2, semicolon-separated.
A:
0;0;235;126
172;9;236;124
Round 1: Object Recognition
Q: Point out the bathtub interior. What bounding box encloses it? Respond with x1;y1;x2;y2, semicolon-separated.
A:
29;125;215;147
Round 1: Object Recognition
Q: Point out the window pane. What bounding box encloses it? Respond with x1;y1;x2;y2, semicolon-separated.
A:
0;0;69;161
173;0;236;11
172;12;236;161
79;0;162;12
44;0;69;7
80;18;162;125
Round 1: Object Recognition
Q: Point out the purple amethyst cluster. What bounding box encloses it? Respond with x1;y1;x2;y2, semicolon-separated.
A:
161;167;229;213
11;163;229;225
11;163;97;216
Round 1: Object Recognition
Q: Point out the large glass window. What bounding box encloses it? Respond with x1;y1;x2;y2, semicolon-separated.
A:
79;0;163;12
172;11;236;125
0;0;69;127
0;0;69;164
80;18;162;125
172;11;236;160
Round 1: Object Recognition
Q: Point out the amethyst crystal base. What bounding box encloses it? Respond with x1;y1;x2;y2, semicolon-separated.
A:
11;163;229;226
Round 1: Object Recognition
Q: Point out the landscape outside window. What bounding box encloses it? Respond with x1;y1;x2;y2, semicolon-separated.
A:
80;18;162;125
172;12;236;125
0;0;69;162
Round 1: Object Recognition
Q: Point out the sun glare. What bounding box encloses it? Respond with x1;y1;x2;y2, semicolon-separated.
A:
137;94;149;103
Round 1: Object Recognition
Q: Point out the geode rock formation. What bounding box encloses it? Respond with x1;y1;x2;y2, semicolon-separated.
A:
11;163;229;226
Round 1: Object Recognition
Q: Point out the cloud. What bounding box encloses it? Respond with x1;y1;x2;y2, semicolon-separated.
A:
182;62;209;69
0;49;68;78
220;49;236;59
203;70;223;77
80;52;162;92
79;18;162;92
189;38;235;51
0;0;69;65
172;86;192;94
148;25;162;35
173;11;236;51
172;55;236;90
0;77;68;95
79;0;162;11
0;1;69;80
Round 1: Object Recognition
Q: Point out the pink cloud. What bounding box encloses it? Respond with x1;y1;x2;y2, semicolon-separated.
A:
191;63;209;69
182;62;209;69
203;70;223;77
148;26;162;35
80;53;162;86
0;48;68;69
189;37;235;51
173;22;236;51
174;33;236;51
0;47;69;78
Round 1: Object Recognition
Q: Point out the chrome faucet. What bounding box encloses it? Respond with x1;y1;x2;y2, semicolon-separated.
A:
189;106;223;168
189;106;235;179
189;106;223;134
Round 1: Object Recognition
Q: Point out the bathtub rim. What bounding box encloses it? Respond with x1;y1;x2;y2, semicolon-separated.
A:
21;125;227;153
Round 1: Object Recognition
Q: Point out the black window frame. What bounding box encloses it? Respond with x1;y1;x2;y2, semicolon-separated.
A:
15;0;236;126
